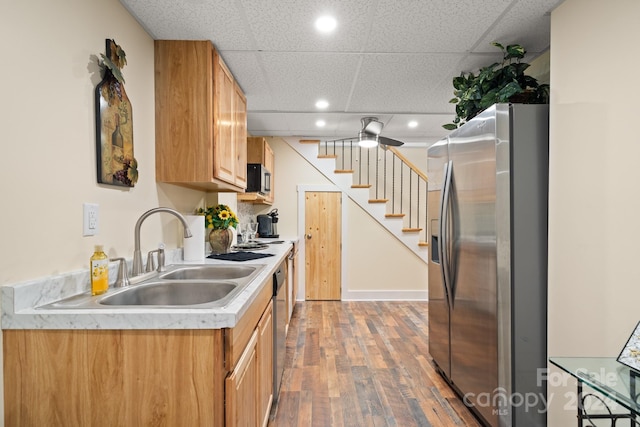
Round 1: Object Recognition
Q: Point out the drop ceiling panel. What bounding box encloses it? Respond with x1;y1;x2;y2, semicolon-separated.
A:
241;0;372;52
384;114;454;138
367;0;514;53
122;0;253;49
120;0;560;141
475;0;565;53
258;52;363;112
247;113;292;134
221;51;276;111
348;53;465;113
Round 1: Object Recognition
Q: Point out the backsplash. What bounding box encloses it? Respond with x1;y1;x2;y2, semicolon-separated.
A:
236;203;260;225
2;248;185;312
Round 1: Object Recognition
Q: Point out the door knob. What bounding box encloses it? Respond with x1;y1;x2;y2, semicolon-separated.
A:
306;234;312;239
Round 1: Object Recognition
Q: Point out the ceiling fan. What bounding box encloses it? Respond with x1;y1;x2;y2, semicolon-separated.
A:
338;117;404;148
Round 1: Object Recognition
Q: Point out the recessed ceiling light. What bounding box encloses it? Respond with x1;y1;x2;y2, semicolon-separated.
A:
408;121;418;128
315;15;337;33
315;99;329;109
316;119;326;127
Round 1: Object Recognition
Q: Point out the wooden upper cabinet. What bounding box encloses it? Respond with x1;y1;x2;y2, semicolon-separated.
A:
238;137;275;204
154;40;247;192
234;82;248;188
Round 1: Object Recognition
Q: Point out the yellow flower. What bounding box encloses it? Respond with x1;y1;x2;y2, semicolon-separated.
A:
195;204;238;230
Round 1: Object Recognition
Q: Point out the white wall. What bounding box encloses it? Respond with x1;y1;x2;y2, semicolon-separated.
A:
548;0;640;424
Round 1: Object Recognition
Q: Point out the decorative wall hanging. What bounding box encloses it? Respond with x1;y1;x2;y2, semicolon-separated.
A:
94;39;138;187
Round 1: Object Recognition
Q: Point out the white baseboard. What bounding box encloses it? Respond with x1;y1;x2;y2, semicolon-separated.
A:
295;290;428;301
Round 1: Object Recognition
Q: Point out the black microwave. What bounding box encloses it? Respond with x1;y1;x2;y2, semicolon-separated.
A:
246;163;271;195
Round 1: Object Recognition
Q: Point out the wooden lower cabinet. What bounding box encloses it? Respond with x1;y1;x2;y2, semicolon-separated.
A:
4;329;225;426
288;246;299;323
227;299;274;427
226;330;258;427
257;300;274;427
4;285;276;427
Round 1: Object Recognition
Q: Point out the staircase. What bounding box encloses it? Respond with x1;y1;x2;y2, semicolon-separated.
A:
286;138;429;263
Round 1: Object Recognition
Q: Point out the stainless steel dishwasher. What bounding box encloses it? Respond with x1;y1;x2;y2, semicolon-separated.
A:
272;261;286;402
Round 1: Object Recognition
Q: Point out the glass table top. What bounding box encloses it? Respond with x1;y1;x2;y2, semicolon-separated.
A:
550;357;640;414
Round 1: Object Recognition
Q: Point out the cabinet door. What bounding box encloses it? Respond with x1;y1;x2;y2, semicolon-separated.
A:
226;330;258;427
213;51;236;185
155;40;245;192
286;249;298;322
155;40;213;183
257;300;273;427
292;248;298;311
263;142;275;203
234;82;248;188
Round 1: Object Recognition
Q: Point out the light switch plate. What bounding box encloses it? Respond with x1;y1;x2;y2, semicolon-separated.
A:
83;203;99;236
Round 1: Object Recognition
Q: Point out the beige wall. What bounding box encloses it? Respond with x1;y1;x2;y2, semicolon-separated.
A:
548;0;640;424
0;3;425;289
0;0;427;409
271;137;428;295
0;2;206;422
0;0;206;287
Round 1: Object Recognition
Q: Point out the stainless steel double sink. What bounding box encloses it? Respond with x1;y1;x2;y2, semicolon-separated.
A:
40;264;266;309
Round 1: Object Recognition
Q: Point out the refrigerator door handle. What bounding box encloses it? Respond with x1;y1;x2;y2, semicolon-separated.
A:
439;160;453;308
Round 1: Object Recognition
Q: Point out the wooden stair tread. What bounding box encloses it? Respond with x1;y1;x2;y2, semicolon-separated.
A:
334;169;354;174
402;228;422;233
351;184;372;189
418;242;429;247
368;199;388;203
318;154;338;159
385;213;405;218
299;139;320;144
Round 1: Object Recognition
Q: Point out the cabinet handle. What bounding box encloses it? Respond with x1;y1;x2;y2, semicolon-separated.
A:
306;234;312;239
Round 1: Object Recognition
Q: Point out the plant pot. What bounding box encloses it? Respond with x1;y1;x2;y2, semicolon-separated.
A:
508;89;537;104
208;228;233;255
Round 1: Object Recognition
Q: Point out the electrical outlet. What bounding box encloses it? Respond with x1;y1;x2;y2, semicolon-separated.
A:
83;203;99;236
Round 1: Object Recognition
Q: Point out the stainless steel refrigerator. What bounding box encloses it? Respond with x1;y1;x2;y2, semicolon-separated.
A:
427;104;548;427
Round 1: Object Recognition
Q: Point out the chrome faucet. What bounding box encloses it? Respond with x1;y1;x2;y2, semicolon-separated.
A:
132;207;193;277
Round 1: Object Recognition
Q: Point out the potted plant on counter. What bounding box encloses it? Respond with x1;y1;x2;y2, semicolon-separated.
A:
196;204;239;254
443;42;549;130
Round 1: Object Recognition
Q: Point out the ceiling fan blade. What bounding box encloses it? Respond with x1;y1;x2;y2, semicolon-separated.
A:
378;136;404;147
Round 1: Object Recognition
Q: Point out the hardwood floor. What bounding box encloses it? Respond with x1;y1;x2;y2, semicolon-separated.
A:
269;301;482;427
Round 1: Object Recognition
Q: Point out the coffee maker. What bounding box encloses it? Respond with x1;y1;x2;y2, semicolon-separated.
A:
257;208;279;238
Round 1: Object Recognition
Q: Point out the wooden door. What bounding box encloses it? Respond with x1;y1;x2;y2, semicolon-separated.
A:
304;191;341;300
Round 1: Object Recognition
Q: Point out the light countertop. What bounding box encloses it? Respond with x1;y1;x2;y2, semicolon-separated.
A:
1;240;295;330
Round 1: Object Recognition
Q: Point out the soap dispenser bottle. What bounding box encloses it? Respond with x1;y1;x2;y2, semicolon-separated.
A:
90;245;109;295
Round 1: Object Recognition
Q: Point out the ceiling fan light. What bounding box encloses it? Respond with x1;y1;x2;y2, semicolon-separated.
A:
358;134;378;148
